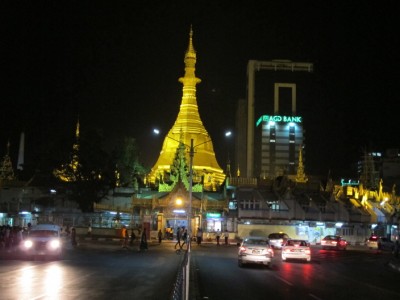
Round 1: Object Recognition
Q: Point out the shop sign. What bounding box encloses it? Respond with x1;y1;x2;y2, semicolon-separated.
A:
206;213;221;218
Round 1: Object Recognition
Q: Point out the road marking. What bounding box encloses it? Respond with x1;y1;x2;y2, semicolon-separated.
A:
275;275;293;286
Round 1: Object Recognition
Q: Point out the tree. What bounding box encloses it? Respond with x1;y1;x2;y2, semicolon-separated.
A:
113;137;148;187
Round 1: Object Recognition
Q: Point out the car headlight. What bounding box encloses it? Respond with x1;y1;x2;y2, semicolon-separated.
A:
24;240;33;249
49;240;61;249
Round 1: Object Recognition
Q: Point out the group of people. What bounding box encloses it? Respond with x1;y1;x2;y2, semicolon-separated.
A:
0;225;24;251
174;227;188;250
215;229;230;246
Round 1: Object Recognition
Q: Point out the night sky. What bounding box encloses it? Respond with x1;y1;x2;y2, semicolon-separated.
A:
1;2;398;179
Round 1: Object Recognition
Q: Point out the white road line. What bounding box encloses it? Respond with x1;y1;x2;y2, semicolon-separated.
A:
274;275;293;286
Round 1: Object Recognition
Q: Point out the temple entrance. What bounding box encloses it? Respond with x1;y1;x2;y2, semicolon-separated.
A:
166;218;188;239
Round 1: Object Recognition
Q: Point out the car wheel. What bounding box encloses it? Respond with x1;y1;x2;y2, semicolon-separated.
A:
238;260;243;268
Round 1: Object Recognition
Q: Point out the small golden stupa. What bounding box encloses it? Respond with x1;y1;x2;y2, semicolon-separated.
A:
149;28;225;191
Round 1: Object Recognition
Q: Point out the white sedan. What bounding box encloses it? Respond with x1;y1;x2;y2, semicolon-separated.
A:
282;239;311;262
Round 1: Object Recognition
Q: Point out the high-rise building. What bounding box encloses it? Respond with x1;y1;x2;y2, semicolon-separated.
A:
244;60;313;178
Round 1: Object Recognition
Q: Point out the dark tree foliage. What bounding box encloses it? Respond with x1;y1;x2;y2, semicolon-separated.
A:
111;137;148;188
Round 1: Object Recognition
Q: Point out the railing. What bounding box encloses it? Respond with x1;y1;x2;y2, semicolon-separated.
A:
170;243;190;300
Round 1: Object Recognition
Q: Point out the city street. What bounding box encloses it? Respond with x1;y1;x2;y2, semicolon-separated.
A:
1;238;400;300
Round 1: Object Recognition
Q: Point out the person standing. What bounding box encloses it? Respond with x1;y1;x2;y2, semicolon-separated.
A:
196;227;203;245
174;227;182;249
395;236;400;259
87;224;92;236
121;226;128;248
71;227;77;246
223;229;229;245
216;229;221;246
130;228;136;246
139;231;148;251
158;229;163;244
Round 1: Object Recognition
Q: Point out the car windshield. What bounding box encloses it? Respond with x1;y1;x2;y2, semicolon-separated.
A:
269;234;283;239
287;240;307;246
29;230;59;237
245;239;267;245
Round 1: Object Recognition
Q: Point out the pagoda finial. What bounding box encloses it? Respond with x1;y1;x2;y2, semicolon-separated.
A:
295;145;308;183
76;117;80;140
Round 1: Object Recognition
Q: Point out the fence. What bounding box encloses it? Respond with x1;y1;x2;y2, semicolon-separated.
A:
170;248;189;300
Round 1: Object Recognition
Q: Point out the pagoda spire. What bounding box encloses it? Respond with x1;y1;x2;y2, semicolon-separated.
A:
0;141;15;181
295;145;308;183
149;28;225;191
53;117;83;182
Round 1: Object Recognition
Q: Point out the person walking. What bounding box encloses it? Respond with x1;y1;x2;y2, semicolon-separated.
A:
223;229;229;245
158;229;163;244
180;229;188;249
174;227;182;249
216;229;221;246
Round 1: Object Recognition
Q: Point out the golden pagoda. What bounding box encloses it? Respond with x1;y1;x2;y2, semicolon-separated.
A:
149;28;225;191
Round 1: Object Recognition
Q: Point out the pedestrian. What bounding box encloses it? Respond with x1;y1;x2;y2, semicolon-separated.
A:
223;229;229;245
71;227;77;246
87;224;92;236
158;229;163;244
121;226;128;248
130;228;136;246
139;231;148;251
174;227;182;249
196;227;203;245
180;229;188;249
216;229;221;246
394;237;400;259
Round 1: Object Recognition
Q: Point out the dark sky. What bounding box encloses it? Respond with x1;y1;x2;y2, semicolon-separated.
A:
1;1;399;179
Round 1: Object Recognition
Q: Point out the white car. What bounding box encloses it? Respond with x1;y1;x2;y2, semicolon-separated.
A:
268;232;290;249
238;236;274;268
282;239;311;262
20;224;63;260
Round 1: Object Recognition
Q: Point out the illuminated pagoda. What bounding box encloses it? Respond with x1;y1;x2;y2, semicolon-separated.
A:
0;141;15;181
149;28;225;191
53;118;83;182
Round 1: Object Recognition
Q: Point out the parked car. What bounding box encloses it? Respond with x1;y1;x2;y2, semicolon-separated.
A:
238;236;274;268
366;235;394;251
20;224;63;260
321;235;347;250
282;239;311;262
268;232;290;249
